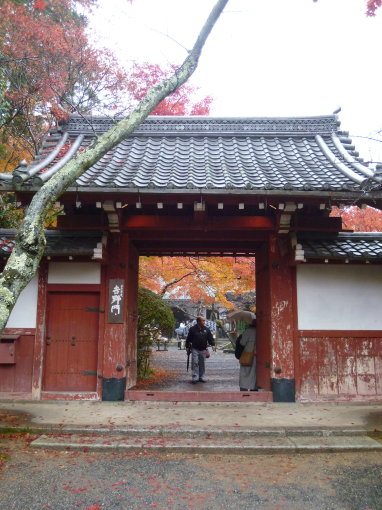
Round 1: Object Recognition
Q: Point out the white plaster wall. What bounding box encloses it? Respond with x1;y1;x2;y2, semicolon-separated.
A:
297;265;382;330
48;262;101;284
6;276;38;328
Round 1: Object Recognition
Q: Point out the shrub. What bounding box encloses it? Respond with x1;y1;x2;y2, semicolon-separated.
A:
137;287;175;378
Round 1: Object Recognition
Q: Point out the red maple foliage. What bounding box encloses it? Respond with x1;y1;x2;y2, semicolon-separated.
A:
366;0;382;15
0;0;128;158
330;205;382;231
128;62;213;116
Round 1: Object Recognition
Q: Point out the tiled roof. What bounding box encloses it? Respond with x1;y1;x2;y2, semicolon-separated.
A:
0;230;104;259
3;115;381;193
296;232;382;261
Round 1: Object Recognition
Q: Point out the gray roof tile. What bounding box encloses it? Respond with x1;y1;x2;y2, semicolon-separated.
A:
297;232;382;261
0;230;103;257
4;115;381;193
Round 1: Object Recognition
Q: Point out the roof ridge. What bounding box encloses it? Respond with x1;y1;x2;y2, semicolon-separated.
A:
58;114;341;138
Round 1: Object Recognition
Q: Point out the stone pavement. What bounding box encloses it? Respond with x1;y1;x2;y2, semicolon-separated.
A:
141;344;240;392
0;344;381;454
1;399;381;455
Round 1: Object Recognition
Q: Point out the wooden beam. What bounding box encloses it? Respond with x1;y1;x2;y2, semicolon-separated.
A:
291;216;342;231
123;215;274;230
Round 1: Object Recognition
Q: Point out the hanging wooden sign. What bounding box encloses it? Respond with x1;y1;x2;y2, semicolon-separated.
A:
108;279;124;323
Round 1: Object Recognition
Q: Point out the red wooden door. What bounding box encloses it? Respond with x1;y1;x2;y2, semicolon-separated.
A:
43;292;99;392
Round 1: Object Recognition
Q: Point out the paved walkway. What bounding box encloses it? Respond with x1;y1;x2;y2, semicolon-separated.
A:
1;400;381;432
1;399;381;454
139;344;240;392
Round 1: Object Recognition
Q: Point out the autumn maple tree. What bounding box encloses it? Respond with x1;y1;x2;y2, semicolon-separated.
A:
0;0;229;332
128;62;212;116
330;205;382;231
0;0;129;172
366;0;382;15
139;256;256;309
0;0;213;230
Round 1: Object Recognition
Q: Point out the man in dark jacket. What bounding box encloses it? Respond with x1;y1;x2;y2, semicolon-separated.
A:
186;316;216;383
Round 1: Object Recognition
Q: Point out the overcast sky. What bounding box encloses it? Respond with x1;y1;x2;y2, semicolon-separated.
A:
89;0;382;164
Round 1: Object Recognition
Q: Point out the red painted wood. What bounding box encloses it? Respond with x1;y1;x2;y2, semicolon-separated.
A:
0;392;34;400
298;335;382;399
0;343;16;364
254;243;272;391
298;330;382;338
125;390;273;402
96;265;107;397
3;328;35;335
0;334;34;392
291;264;301;395
124;215;274;230
376;338;382;395
43;292;99;392
268;235;295;379
102;233;129;381
126;244;139;389
47;284;101;292
41;391;99;401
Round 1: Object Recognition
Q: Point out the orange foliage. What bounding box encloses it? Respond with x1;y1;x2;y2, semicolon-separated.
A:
139;256;255;308
330;205;382;231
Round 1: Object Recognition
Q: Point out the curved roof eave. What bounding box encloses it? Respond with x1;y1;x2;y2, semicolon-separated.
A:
2;114;381;195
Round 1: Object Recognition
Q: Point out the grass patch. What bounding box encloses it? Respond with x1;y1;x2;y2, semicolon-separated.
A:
0;427;36;435
368;430;382;444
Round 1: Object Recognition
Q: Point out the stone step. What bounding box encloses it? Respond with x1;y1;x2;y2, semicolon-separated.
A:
125;390;273;402
31;432;382;455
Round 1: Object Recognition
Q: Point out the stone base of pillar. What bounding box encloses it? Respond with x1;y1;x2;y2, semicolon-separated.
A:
102;377;126;401
271;378;295;402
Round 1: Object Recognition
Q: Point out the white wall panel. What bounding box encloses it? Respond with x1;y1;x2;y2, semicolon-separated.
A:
297;265;382;330
48;262;101;284
6;276;38;328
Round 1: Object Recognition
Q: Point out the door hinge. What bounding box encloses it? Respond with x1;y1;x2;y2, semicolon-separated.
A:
83;370;97;376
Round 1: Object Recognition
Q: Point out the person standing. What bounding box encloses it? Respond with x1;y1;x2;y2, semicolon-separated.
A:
239;319;257;391
186;316;216;384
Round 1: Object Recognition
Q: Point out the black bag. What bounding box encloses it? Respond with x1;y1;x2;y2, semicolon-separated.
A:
234;334;244;360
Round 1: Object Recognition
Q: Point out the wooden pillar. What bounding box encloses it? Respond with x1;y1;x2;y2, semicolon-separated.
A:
101;232;135;401
126;243;139;389
257;235;296;401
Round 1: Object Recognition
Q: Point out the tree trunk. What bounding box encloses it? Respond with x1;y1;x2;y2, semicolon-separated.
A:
0;0;229;332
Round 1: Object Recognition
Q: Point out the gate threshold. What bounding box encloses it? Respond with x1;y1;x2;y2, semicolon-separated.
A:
125;390;273;402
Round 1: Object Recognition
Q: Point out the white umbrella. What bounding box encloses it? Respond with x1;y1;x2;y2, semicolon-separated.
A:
227;310;256;324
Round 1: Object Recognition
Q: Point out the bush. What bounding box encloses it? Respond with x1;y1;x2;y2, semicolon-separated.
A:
137;287;175;378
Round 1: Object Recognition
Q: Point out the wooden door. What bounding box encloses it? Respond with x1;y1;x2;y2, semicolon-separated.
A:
43;292;99;392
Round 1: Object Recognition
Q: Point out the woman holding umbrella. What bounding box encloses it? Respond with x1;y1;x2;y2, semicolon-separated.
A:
238;317;257;391
228;311;257;392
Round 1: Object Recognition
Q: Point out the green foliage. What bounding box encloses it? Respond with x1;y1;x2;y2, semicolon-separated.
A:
137;287;175;378
0;193;23;228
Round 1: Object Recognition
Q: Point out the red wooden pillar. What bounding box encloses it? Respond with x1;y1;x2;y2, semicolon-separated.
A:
126;243;139;389
257;235;296;401
101;232;138;400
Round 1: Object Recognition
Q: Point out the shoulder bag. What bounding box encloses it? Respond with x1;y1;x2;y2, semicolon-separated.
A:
239;347;256;366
